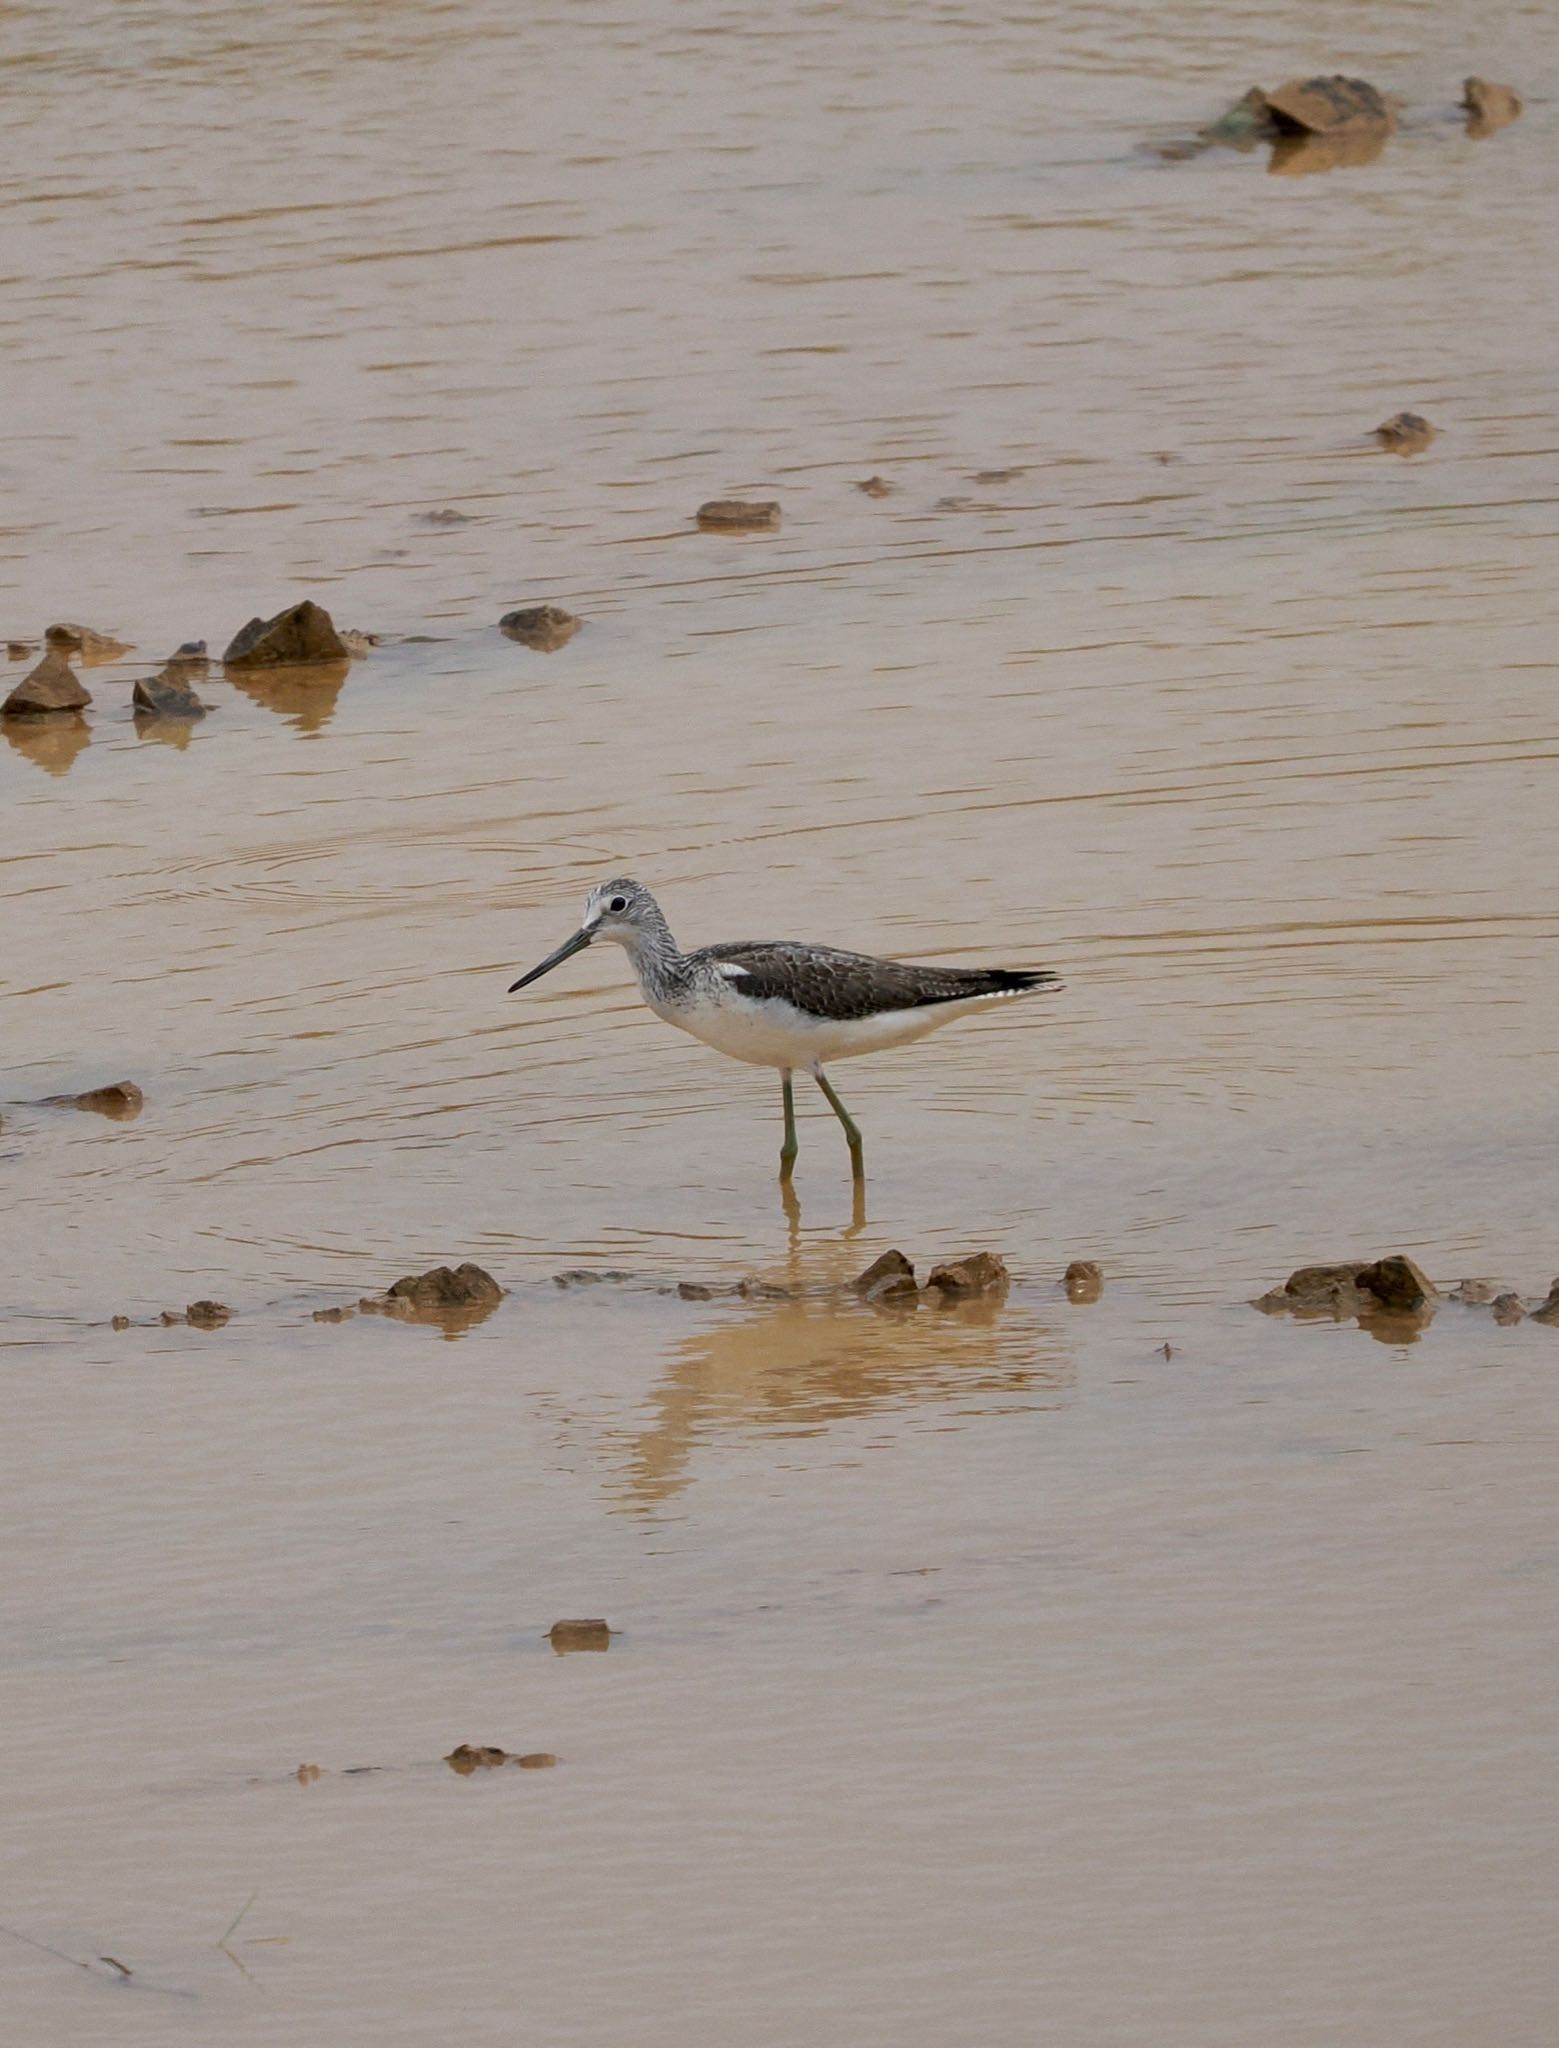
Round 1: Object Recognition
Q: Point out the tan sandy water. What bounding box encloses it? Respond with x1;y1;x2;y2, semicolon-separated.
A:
2;2;1558;2041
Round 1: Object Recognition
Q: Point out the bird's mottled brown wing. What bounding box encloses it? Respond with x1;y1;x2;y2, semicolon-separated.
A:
691;941;1058;1022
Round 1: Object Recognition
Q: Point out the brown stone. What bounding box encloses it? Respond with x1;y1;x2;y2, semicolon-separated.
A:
4;651;90;718
445;1743;509;1774
185;1300;232;1330
1531;1285;1559;1327
385;1262;504;1309
46;622;133;663
855;476;894;497
7;640;36;659
1450;1279;1497;1305
500;605;580;651
1261;76;1394;138
1063;1259;1103;1304
695;499;781;532
1356;1255;1436;1315
924;1251;1010;1300
677;1281;717;1300
515;1752;558;1769
48;1079;143;1118
223;599;350;667
132;669;208;719
549;1618;611;1653
1463;77;1521;138
111;1314;130;1331
1491;1294;1525;1327
854;1249;917;1302
1375;411;1437;455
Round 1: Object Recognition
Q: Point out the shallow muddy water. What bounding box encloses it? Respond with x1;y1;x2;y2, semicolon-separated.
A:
2;2;1557;2042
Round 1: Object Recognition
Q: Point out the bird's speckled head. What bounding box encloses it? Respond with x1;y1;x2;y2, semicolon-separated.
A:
580;876;662;945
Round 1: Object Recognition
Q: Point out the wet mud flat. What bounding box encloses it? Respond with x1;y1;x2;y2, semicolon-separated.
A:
5;0;1559;2042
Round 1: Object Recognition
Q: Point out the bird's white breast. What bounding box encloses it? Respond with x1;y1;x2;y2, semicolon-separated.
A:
648;979;1016;1068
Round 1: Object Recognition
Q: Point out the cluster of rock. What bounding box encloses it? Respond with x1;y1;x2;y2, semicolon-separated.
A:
1255;1255;1558;1331
1164;71;1522;169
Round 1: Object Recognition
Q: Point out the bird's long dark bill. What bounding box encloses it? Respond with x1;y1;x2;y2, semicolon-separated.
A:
508;927;594;992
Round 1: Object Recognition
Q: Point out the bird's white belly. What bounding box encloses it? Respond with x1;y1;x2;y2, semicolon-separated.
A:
650;986;1002;1068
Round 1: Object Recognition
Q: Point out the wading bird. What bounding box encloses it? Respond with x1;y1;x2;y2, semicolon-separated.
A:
509;878;1059;1185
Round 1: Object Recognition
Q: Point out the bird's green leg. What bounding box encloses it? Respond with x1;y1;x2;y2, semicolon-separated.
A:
813;1067;865;1183
779;1069;798;1181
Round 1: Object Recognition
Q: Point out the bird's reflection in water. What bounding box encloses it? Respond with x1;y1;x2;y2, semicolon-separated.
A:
224;659;350;733
610;1209;1070;1511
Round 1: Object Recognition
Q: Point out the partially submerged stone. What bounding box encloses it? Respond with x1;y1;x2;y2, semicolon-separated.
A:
1064;1259;1104;1304
1255;1254;1436;1321
677;1280;717;1300
1376;411;1437;455
1450;1278;1497;1305
385;1262;504;1309
1491;1294;1525;1327
854;1249;917;1302
133;668;209;719
1463;77;1521;138
3;650;90;718
185;1300;232;1329
855;475;894;497
446;1743;510;1774
695;499;781;532
515;1752;558;1769
549;1618;610;1653
47;1079;143;1118
1531;1282;1559;1328
418;507;472;525
46;622;133;663
924;1251;1010;1300
223;599;350;667
1262;75;1394;139
7;640;37;659
552;1267;635;1287
500;604;580;652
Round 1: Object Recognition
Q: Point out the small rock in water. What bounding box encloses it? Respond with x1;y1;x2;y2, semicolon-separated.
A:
1530;1281;1559;1328
500;604;580;652
1463;76;1521;138
1375;411;1437;455
4;651;91;718
549;1618;611;1653
1450;1278;1498;1305
1256;1254;1436;1321
973;467;1024;484
185;1300;232;1330
133;669;209;719
695;499;781;532
677;1280;717;1300
853;1249;918;1302
1356;1255;1436;1314
445;1743;511;1774
417;507;473;525
1262;75;1394;138
7;640;37;659
169;639;208;663
855;475;894;497
111;1314;131;1331
338;629;378;659
1491;1293;1525;1327
312;1305;354;1323
385;1262;504;1309
46;622;134;663
552;1268;635;1288
223;599;350;667
1064;1259;1104;1303
924;1251;1010;1300
515;1751;558;1769
47;1079;143;1118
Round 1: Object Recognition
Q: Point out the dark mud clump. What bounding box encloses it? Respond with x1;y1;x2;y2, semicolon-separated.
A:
384;1262;504;1310
500;604;580;651
161;1300;233;1328
1463;76;1522;138
4;650;91;718
46;621;134;663
853;1249;918;1303
46;1078;143;1118
1375;411;1437;455
924;1251;1010;1302
1064;1259;1104;1304
549;1618;611;1653
695;499;781;532
223;599;350;667
855;475;894;497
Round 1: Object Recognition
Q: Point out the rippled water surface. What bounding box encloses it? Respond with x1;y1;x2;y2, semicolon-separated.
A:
3;2;1557;2042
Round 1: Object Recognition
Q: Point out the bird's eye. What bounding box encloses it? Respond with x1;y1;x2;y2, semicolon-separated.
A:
609;895;627;913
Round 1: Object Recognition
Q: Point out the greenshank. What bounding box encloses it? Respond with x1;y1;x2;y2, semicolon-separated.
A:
509;879;1060;1184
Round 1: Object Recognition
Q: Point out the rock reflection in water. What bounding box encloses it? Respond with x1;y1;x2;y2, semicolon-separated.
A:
612;1271;1069;1509
224;658;350;733
3;715;91;777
